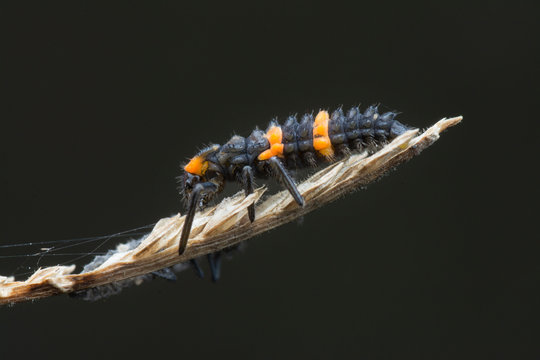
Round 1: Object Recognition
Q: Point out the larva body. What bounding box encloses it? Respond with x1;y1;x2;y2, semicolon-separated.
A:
184;105;409;183
178;105;412;274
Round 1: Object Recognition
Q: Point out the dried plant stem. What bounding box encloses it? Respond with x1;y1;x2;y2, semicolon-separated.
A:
0;116;462;305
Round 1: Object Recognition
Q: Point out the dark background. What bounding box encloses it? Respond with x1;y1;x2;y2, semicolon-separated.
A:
1;1;538;359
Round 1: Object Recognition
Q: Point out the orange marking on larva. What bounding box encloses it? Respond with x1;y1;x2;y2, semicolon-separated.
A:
258;126;284;160
319;147;334;157
184;156;209;176
313;110;334;156
314;111;329;127
266;126;282;144
313;137;331;150
313;125;326;137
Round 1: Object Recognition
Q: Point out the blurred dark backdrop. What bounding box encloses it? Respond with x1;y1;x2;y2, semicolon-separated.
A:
1;1;538;359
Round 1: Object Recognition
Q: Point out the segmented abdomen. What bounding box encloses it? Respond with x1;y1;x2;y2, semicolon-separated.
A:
277;105;410;167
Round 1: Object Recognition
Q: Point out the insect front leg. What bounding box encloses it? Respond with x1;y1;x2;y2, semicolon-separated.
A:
178;182;219;255
267;157;305;207
241;165;256;222
207;251;222;282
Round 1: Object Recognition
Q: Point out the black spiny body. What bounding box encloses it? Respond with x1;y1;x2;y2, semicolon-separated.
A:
178;104;412;280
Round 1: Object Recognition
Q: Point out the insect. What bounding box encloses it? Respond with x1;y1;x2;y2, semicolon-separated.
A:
178;105;412;278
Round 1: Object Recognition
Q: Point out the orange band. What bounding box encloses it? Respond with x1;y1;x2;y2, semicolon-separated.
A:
258;126;284;160
313;111;334;157
184;156;209;176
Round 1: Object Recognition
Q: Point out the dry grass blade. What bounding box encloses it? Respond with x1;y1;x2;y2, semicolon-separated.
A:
0;116;462;305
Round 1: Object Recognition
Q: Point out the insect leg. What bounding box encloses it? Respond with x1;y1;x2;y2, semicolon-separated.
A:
178;182;219;255
241;165;256;222
268;156;305;207
207;251;222;282
189;258;204;279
